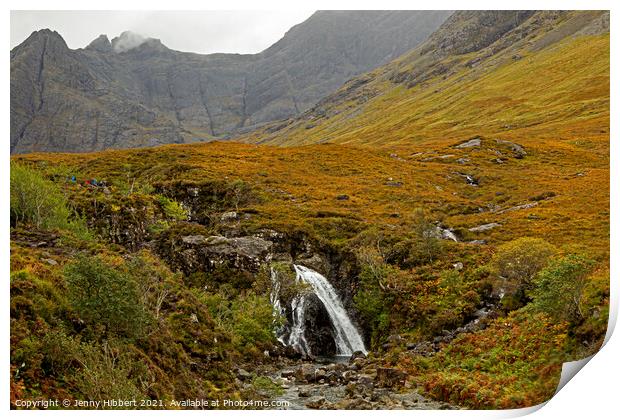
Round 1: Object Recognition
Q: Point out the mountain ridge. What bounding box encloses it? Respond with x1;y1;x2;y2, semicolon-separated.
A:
244;10;609;147
10;11;452;153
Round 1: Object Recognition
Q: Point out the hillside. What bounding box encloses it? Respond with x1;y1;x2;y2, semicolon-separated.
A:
10;10;451;153
245;11;609;147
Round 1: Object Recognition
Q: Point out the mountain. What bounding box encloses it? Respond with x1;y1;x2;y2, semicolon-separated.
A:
245;10;609;146
10;10;451;153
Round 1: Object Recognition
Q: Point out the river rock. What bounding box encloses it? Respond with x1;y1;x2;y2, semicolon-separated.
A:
333;398;373;409
349;350;366;363
375;367;407;388
295;364;316;382
342;370;359;383
305;396;326;409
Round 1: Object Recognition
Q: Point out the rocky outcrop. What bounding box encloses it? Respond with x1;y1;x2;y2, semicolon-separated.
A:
161;232;273;275
10;11;451;153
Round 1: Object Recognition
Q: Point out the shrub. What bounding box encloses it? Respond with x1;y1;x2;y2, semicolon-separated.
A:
490;237;557;309
529;254;593;323
390;209;443;267
41;330;82;375
354;248;392;347
64;256;152;338
74;341;147;404
231;292;276;350
10;163;90;238
156;195;188;221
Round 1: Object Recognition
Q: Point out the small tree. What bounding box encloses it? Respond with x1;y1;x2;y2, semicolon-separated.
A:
529;254;593;323
10;163;90;238
490;237;557;309
65;256;152;338
408;208;443;266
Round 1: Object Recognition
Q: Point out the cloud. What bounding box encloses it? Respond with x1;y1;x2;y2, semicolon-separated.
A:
111;31;148;53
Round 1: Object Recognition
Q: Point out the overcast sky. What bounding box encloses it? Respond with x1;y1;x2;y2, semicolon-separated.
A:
10;10;315;54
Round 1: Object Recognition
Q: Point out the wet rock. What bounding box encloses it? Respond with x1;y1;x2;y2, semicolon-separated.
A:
349;350;367;363
334;397;373;409
298;388;311;397
295;364;316;382
375;367;407;388
315;369;327;382
356;373;375;387
342;370;358;383
302;294;338;356
305;396;326;409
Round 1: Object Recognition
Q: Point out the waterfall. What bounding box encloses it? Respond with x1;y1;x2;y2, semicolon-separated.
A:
271;264;367;356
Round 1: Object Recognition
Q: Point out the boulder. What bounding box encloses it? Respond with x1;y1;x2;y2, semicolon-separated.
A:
305;396;326;409
236;368;252;381
454;138;481;148
375;367;407;388
496;139;526;158
349;350;367;363
468;222;500;232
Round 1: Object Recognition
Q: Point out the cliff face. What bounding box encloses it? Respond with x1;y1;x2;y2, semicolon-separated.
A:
10;11;451;153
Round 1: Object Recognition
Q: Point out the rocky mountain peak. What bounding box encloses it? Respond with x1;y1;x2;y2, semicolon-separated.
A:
85;34;112;52
110;31;167;54
12;28;68;56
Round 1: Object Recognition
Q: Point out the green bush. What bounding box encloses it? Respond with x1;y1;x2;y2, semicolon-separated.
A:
74;341;147;404
64;256;152;338
529;254;593;323
231;292;276;349
490;237;557;310
156;195;188;221
390;209;443;267
354;249;392;347
10;163;90;238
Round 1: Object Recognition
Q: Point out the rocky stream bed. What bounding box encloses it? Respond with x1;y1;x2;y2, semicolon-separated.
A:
237;354;456;410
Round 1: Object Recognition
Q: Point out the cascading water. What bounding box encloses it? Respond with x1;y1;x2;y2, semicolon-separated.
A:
271;264;367;356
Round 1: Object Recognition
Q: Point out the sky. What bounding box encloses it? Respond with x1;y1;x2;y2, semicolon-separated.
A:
10;10;315;54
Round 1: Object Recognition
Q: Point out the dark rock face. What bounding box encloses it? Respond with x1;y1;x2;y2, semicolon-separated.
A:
162;233;273;275
10;11;451;153
304;294;338;356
